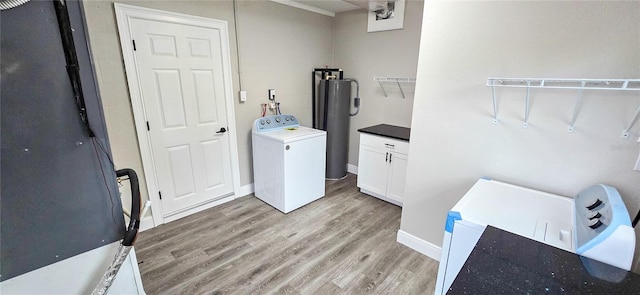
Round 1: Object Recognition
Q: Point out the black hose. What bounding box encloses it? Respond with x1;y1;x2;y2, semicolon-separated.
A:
53;0;95;137
116;169;141;246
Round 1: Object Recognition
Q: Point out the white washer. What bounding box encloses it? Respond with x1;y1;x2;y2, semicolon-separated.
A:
435;178;635;294
252;114;326;213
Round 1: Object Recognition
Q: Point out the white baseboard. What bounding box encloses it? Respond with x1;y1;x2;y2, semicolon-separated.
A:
138;216;154;232
164;195;235;223
347;164;358;175
237;183;254;198
141;184;254;230
397;229;441;261
361;188;402;207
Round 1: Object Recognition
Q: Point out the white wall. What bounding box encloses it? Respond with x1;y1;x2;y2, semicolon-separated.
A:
235;1;334;182
401;1;640;270
82;0;333;221
334;0;423;166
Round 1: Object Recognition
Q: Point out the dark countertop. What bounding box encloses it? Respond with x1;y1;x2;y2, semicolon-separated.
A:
448;226;640;294
357;124;410;141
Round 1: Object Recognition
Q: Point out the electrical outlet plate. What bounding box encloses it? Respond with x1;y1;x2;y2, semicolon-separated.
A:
240;90;247;102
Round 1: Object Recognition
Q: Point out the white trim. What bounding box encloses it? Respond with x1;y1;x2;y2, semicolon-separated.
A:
128;249;146;294
164;195;235;223
270;0;335;17
347;163;358;175
361;188;402;206
396;229;441;261
237;183;255;198
114;4;242;227
138;216;154;232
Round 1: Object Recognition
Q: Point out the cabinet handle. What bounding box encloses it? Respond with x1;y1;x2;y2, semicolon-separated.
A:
389;153;392;163
385;143;395;148
385;152;388;162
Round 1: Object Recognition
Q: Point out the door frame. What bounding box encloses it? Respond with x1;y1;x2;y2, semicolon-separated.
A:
114;3;241;227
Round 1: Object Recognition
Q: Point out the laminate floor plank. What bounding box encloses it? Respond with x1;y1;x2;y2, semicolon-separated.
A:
245;213;384;293
174;206;369;293
327;226;398;289
136;174;438;294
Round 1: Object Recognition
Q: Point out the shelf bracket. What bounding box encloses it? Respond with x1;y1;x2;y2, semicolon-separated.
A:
491;84;498;124
377;80;388;97
374;77;415;98
568;81;587;132
397;80;406;99
523;81;531;128
621;104;640;138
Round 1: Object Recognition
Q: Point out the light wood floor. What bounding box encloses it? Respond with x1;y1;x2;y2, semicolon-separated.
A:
135;174;438;294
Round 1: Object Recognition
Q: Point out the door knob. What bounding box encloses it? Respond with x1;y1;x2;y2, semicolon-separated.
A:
216;127;227;134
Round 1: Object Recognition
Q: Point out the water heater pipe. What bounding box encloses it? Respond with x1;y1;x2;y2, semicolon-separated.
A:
344;78;360;116
312;68;343;129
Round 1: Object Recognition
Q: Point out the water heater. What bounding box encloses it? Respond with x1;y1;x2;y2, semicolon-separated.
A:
312;68;360;180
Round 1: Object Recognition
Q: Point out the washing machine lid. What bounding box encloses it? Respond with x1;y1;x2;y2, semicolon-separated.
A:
447;178;575;250
255;126;326;143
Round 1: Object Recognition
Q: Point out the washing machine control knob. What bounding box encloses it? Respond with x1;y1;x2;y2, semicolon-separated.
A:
260;120;265;125
276;117;281;123
266;119;271;124
285;116;290;121
587;211;602;220
586;198;603;210
588;218;603;229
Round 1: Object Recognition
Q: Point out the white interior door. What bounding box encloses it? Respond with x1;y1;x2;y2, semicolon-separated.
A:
130;18;233;216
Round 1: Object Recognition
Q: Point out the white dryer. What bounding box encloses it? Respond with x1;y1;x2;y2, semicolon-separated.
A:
435;178;635;294
252;114;326;213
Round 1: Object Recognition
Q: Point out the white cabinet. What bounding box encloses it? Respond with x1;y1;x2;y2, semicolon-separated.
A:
357;133;409;206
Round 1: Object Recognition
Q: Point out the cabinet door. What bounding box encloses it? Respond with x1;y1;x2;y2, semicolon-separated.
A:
386;152;408;203
357;145;388;196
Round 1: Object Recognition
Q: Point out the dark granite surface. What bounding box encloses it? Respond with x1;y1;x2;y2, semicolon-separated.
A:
448;226;640;295
357;124;410;141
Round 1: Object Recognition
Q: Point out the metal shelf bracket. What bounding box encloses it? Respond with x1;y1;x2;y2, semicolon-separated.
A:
374;77;416;99
568;81;587;132
622;105;640;139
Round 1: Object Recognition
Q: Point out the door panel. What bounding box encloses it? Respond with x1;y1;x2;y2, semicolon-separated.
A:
387;152;408;203
201;139;226;189
154;70;186;128
357;145;388;196
131;18;233;216
192;70;219;124
187;38;212;57
148;34;177;56
166;145;196;198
